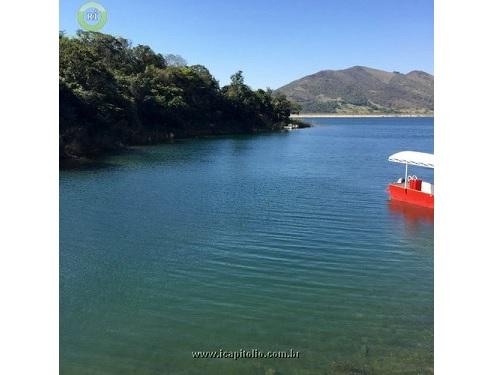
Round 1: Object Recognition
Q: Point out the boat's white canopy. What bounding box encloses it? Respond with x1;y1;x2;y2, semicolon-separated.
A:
388;151;434;169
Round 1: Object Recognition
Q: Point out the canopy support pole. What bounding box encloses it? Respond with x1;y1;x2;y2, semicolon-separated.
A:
404;162;408;188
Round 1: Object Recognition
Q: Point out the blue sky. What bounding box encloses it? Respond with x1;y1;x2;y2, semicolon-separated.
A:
60;0;433;89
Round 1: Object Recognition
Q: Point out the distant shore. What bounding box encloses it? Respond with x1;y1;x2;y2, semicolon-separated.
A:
290;113;434;118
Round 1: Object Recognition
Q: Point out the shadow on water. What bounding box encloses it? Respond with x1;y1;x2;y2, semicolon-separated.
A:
59;158;118;171
387;200;434;239
60;132;294;172
387;200;433;224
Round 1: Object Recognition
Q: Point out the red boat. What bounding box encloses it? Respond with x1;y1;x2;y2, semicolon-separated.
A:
387;151;434;209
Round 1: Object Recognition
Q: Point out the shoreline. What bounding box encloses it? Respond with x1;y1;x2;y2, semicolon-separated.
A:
60;122;311;169
290;113;434;118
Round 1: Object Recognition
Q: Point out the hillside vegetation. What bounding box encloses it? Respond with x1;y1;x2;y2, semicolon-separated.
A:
276;66;433;114
60;31;300;162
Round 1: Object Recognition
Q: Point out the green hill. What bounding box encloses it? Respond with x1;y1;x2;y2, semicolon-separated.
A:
276;66;433;114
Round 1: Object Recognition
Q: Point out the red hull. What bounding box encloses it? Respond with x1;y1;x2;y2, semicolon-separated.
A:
387;183;434;209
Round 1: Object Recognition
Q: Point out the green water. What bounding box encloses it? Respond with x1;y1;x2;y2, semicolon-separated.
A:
60;118;433;374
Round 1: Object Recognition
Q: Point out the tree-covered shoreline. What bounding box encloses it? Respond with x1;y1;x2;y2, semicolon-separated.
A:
60;31;305;162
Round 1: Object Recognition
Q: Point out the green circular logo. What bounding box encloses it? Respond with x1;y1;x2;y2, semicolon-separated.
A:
77;2;108;31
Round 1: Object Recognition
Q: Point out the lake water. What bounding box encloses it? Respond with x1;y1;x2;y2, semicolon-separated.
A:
60;117;434;374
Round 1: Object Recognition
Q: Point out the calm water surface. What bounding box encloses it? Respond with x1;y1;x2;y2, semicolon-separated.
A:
60;118;434;374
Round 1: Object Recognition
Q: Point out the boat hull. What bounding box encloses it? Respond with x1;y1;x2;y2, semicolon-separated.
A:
387;183;434;209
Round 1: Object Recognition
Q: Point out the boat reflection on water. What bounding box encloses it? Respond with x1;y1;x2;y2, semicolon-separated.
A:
387;199;434;231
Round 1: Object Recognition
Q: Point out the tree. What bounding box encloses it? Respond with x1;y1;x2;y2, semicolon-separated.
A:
230;70;244;86
131;45;166;72
163;54;187;67
290;101;302;114
272;93;293;122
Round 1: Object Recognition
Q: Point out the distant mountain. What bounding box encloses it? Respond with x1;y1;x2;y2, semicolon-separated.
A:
276;66;433;114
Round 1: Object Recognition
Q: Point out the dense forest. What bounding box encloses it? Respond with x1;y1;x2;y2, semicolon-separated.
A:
60;31;303;162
